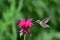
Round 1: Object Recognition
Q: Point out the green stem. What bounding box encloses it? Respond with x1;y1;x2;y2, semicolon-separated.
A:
24;34;26;40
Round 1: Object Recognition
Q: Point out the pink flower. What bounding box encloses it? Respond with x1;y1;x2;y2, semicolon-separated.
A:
25;19;34;29
20;29;31;34
18;19;34;37
18;19;25;28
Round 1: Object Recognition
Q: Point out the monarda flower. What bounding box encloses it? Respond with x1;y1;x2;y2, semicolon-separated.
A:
18;19;34;37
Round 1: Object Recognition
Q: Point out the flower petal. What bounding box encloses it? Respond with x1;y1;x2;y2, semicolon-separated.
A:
20;32;23;38
25;19;34;28
18;19;25;28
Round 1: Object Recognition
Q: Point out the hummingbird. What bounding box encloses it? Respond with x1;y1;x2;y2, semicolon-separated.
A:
36;17;50;28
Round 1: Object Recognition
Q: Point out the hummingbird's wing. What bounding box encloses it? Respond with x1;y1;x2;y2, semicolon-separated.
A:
42;17;50;24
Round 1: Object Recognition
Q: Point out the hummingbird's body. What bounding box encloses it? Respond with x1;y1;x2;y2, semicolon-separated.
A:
40;21;49;28
36;17;50;28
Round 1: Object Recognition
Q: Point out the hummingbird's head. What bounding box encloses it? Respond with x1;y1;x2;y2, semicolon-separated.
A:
36;20;41;23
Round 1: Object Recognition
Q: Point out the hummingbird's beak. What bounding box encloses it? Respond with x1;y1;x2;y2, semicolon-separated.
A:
35;20;38;22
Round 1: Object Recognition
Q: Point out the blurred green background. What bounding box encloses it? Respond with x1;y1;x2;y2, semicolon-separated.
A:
0;0;60;40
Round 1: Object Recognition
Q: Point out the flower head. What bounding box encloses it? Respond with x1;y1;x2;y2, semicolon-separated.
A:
18;19;34;37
